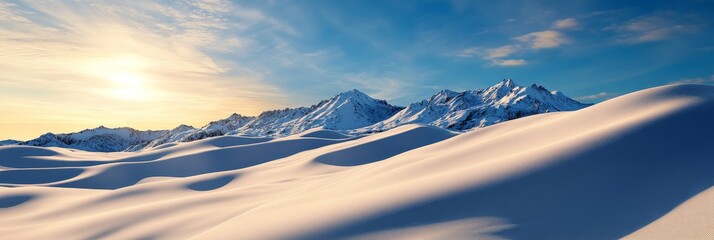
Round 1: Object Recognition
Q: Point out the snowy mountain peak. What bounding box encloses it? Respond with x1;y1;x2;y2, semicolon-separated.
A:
500;78;516;88
171;124;196;133
202;113;255;132
437;89;459;94
39;132;57;138
231;89;403;137
428;89;461;104
346;88;363;94
483;78;521;100
329;89;374;104
0;139;21;146
359;78;590;132
226;113;248;121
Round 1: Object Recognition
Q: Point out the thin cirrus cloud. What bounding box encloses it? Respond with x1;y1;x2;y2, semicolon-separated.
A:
457;18;574;67
456;11;703;69
607;11;700;44
0;0;292;140
516;30;571;49
457;47;481;58
485;46;517;59
483;46;526;66
492;59;527;66
670;75;714;84
552;18;579;29
457;45;516;60
456;46;525;67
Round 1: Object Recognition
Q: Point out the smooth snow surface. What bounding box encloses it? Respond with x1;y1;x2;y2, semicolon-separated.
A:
624;186;714;240
0;84;711;239
287;128;354;140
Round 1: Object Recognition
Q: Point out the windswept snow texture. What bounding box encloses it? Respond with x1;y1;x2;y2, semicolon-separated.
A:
0;84;711;239
362;78;590;132
287;128;354;140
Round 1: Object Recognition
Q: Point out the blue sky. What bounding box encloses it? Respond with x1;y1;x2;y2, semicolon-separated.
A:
238;0;714;104
1;0;713;139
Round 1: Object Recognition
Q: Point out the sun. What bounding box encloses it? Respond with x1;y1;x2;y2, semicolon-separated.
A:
110;72;142;86
108;72;149;100
84;54;154;101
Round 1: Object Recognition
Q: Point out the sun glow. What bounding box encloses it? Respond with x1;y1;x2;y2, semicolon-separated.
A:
107;72;149;100
85;54;154;101
0;1;285;141
110;72;142;86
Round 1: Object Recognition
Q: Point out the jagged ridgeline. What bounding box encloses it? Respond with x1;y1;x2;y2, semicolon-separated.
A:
8;79;590;152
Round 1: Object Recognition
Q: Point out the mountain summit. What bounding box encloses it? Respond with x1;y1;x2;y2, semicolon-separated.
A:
360;79;590;132
231;89;403;136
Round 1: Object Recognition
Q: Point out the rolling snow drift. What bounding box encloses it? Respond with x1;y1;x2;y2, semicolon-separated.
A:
0;84;711;239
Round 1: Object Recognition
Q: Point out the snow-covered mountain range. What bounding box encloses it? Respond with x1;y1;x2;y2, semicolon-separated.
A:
130;113;256;151
18;126;167;152
231;89;403;136
0;139;21;146
9;79;590;152
358;78;590;133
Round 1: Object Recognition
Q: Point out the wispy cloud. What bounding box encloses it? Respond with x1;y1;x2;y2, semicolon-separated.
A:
485;46;517;59
607;12;700;44
492;59;527;66
457;45;526;67
552;18;579;29
575;92;619;101
0;0;297;139
0;2;30;23
670;75;714;84
457;47;481;58
457;45;517;59
516;30;571;49
456;17;577;66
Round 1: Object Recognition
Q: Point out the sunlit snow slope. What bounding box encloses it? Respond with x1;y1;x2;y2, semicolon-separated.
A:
0;84;711;239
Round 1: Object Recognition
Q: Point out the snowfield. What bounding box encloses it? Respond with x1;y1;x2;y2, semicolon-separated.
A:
0;84;712;239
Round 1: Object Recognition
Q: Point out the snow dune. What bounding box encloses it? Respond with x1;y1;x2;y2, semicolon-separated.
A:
0;84;712;239
285;128;355;140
